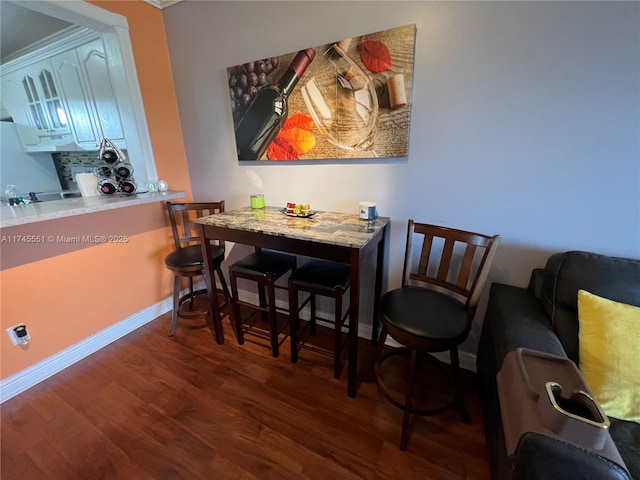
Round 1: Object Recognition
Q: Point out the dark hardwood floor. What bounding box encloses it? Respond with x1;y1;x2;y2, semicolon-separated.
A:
1;309;491;480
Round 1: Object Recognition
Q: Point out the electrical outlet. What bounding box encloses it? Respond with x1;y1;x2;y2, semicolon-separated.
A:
6;324;30;346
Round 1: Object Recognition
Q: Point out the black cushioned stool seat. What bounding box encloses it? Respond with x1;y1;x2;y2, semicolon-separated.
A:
380;287;469;341
165;244;224;271
288;259;351;380
229;250;297;357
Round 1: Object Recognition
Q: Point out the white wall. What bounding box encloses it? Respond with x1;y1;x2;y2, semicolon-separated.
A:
164;1;640;355
1;122;62;194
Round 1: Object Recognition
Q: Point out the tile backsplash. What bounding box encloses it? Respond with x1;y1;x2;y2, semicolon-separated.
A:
53;150;127;190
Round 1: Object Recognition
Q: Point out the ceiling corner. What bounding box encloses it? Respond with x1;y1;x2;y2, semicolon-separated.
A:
142;0;184;10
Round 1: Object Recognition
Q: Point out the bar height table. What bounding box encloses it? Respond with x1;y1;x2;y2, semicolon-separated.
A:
196;206;390;397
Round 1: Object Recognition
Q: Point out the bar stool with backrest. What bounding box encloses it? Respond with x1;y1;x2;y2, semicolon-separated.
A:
288;259;351;380
164;201;231;337
229;249;297;357
373;220;500;450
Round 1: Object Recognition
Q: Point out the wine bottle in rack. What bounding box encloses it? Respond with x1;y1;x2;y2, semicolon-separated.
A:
119;178;137;194
98;178;118;195
115;163;133;179
234;48;316;160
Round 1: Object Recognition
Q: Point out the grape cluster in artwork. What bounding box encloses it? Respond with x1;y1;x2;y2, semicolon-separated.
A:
228;57;279;126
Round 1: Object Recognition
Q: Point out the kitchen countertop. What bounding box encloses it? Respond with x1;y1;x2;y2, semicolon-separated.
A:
0;191;186;228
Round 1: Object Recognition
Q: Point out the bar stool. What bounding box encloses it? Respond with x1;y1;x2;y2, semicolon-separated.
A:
164;201;231;337
372;220;500;450
229;250;297;357
288;259;351;379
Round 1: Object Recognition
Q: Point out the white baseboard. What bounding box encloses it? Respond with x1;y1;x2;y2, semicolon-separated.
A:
1;285;476;403
0;296;173;403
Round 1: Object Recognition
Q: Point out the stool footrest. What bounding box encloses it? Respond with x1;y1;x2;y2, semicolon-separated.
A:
374;347;456;416
233;298;288;315
178;288;208;306
294;341;339;359
242;323;288;344
294;331;348;356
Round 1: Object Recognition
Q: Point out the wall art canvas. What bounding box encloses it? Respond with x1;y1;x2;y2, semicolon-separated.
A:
227;24;416;161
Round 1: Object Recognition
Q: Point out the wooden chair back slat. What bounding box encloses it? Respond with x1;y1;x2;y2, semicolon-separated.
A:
457;244;477;289
403;220;500;313
416;234;433;280
166;201;225;250
437;238;455;283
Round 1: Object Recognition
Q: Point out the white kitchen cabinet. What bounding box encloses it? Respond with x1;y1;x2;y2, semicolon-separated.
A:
1;61;73;146
77;40;126;147
49;49;98;148
1;71;31;126
51;39;126;149
1;28;126;151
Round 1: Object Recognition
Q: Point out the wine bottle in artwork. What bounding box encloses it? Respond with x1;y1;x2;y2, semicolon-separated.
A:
234;48;315;160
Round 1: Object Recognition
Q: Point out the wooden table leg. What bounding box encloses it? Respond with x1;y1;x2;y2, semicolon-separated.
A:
198;224;224;344
348;249;360;397
371;233;386;344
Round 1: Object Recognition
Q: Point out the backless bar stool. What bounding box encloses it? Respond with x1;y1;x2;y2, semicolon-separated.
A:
229;250;297;357
288;259;351;379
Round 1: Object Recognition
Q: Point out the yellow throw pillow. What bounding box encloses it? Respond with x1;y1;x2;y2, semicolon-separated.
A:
578;289;640;423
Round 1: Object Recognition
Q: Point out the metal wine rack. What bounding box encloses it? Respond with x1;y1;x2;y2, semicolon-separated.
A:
93;138;137;195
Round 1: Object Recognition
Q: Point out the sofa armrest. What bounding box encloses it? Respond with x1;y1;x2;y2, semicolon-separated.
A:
478;283;573;480
485;283;567;369
527;268;545;299
513;433;632;480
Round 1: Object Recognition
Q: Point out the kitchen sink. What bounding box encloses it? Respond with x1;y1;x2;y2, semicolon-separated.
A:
28;191;82;202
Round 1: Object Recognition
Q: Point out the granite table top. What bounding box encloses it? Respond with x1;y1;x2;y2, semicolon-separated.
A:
195;206;389;249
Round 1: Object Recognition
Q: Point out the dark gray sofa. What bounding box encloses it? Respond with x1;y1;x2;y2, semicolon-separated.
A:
477;251;640;480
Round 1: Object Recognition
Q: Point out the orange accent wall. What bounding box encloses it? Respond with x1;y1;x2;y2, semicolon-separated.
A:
0;1;191;379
